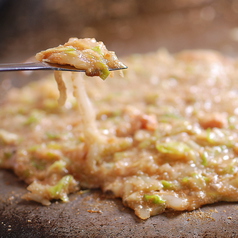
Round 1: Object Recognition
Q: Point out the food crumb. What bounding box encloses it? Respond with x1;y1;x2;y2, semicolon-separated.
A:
78;189;90;195
8;196;15;201
227;216;232;220
209;209;218;213
185;209;216;221
87;209;102;214
27;220;32;223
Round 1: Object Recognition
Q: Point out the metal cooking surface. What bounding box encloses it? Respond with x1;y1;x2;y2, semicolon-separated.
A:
1;170;238;238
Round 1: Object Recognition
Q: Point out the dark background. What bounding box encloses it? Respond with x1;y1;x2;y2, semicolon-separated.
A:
0;0;238;64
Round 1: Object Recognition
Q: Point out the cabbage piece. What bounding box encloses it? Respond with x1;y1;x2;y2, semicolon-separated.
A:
143;194;166;204
156;141;195;161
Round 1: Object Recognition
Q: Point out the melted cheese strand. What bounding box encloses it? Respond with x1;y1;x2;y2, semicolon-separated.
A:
54;71;67;106
71;73;100;142
71;73;105;171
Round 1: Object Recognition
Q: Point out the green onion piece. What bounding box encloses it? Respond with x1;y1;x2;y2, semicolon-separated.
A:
92;46;103;55
48;175;73;202
43;99;58;110
99;67;110;80
31;158;46;170
24;115;38;125
206;128;214;144
3;151;13;160
24;110;43;126
201;152;208;166
156;141;193;161
48;161;66;173
139;139;152;149
228;116;236;129
95;60;110;80
161;180;175;190
22;169;32;178
28;145;40;152
57;47;76;53
181;173;209;189
222;165;235;174
144;194;165;204
47;142;62;150
181;177;190;183
46;132;60;140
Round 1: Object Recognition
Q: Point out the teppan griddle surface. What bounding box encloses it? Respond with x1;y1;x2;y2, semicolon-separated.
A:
0;169;238;238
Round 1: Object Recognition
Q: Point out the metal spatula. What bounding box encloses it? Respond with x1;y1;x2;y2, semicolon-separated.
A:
0;62;127;72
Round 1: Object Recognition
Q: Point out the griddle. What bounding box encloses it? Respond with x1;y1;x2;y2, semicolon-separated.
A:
1;1;238;237
1;169;238;238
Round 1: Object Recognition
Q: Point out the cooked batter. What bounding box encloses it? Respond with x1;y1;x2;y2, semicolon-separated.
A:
1;42;238;219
